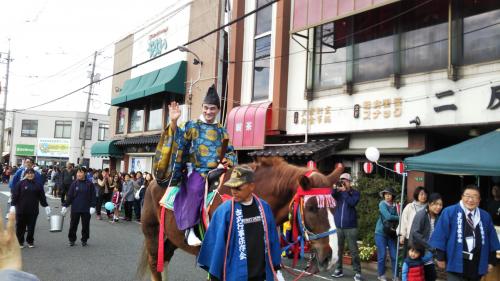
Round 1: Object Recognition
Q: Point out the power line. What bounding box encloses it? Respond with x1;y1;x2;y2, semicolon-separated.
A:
21;1;194;88
14;0;499;112
8;110;109;120
20;0;214;93
15;0;279;111
15;0;432;109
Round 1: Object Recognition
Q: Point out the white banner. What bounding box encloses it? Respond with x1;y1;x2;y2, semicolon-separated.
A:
37;138;71;158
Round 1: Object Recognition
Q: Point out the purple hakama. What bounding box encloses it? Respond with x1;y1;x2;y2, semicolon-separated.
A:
173;171;205;230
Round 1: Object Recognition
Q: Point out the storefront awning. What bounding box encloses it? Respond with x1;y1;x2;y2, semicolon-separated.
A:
111;61;186;106
226;102;272;150
248;138;347;161
91;140;123;158
114;134;161;146
291;0;400;33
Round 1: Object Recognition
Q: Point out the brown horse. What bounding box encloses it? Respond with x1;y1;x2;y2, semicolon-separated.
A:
138;157;344;281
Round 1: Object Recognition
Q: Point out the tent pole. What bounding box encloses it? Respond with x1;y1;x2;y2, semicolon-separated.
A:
394;172;406;279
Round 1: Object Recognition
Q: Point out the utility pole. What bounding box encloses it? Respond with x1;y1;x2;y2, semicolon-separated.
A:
79;51;98;166
9;110;16;166
0;40;11;163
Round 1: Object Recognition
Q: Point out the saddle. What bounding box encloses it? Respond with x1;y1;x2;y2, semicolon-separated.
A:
206;168;226;192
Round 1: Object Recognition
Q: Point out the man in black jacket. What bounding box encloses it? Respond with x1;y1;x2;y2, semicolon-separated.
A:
60;163;76;204
61;168;96;247
10;168;51;248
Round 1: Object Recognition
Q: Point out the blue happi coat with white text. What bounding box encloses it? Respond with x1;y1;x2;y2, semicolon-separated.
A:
197;197;281;281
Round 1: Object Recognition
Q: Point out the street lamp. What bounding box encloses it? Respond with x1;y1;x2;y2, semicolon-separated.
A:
177;45;203;119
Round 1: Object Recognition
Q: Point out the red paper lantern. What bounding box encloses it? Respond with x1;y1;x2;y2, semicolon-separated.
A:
394;162;404;174
307;160;316;170
363;162;373;174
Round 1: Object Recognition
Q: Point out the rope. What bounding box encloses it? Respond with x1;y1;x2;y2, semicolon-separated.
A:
255;194;279;281
280;261;315;281
156;206;166;272
222;198;234;281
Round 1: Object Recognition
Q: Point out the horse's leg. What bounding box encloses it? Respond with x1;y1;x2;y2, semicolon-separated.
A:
160;240;177;281
164;209;200;256
140;183;164;281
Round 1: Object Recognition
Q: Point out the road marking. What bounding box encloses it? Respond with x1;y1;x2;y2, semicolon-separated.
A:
2;191;58;200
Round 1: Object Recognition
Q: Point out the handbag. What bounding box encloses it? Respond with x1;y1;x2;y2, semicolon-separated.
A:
134;186;144;200
380;208;398;238
382;219;398;238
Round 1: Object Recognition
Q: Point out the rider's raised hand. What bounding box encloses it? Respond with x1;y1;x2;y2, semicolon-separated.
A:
168;101;182;124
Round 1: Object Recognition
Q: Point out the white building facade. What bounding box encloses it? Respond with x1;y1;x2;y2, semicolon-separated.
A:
11;110;110;169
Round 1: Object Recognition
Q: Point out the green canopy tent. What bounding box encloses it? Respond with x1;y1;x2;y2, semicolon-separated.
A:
404;128;500;176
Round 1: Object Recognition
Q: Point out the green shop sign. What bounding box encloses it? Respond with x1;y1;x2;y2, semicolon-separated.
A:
15;144;35;156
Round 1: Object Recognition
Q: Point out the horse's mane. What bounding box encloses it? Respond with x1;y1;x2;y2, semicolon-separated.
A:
254;157;308;197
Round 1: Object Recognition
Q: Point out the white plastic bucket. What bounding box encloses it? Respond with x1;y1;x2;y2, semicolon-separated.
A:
49;215;64;232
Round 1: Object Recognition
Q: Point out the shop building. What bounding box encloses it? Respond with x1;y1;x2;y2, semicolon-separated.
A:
10;110;110;168
225;0;500;200
94;0;228;173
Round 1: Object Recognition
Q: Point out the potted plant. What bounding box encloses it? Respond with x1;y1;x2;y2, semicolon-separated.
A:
342;252;353;265
359;244;377;262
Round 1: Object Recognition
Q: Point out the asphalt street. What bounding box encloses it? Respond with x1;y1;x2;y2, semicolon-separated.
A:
1;183;378;281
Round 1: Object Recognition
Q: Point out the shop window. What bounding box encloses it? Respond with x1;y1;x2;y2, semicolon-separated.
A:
252;36;271;101
129;108;145;133
462;0;500;65
116;108;125;134
401;0;448;74
54;121;72;139
313;20;349;89
79;121;92;140
147;102;163;131
353;4;396;83
252;0;272;101
98;123;109;141
21;120;37;137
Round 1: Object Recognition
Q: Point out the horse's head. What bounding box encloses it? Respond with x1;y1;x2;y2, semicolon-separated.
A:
297;171;339;272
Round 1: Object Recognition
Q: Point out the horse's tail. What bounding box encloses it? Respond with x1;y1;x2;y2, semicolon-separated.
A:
136;240;149;280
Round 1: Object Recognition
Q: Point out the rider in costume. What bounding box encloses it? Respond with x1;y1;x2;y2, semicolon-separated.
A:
153;85;237;246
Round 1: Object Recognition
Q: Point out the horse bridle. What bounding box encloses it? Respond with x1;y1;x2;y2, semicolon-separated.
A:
290;186;337;242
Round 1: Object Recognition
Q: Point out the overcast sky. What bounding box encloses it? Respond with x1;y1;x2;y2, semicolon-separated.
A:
0;0;178;116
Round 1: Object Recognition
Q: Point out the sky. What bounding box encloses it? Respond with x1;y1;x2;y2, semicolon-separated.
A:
0;0;179;117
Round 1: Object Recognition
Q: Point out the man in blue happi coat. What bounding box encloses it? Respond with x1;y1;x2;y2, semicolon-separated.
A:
430;185;499;281
198;165;284;281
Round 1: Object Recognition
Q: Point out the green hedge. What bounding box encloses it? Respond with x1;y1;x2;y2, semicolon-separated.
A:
355;176;401;245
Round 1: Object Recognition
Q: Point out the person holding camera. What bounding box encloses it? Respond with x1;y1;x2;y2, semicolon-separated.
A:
331;173;363;281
